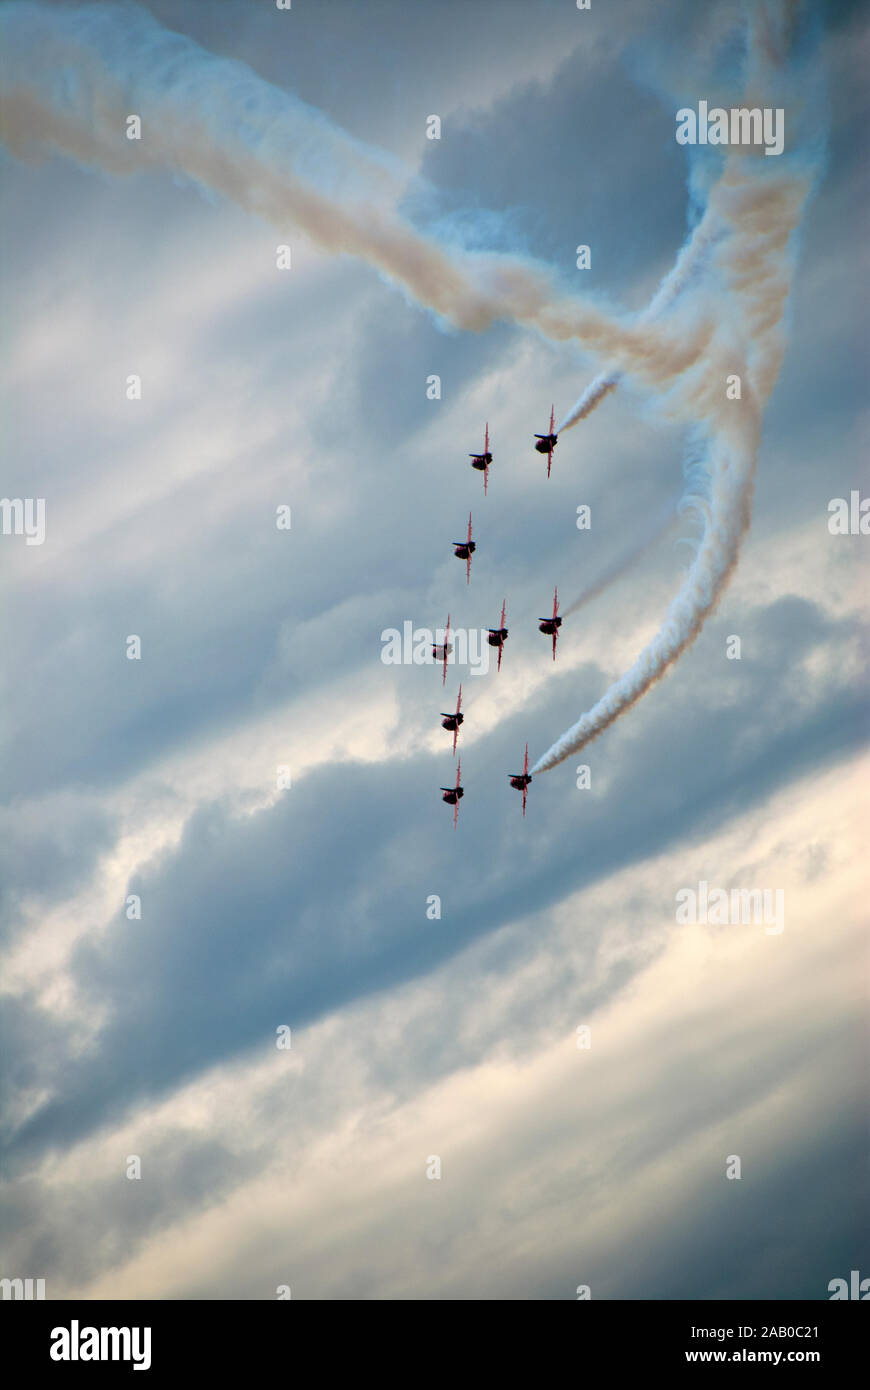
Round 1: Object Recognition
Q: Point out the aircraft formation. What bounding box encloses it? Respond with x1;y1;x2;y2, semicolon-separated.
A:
438;413;564;827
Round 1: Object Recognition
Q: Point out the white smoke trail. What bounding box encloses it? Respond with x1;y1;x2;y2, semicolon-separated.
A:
529;0;821;774
0;1;713;396
556;0;809;439
556;208;722;433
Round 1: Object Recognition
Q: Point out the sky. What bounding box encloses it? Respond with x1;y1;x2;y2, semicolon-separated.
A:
0;0;867;1300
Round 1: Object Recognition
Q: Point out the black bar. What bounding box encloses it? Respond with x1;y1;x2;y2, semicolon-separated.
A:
4;1298;866;1375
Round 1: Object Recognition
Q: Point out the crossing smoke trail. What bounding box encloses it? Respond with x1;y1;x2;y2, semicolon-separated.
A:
533;159;815;774
556;209;722;434
555;0;806;439
531;0;821;774
0;1;713;396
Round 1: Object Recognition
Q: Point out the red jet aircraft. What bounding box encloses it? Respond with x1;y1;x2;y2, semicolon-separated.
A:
538;586;563;660
534;405;558;478
441;758;464;829
487;599;508;672
431;613;452;685
469;423;493;495
452;513;475;584
440;684;464;755
508;743;532;816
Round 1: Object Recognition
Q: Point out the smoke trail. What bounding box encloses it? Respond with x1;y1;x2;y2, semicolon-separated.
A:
561;500;679;619
556;0;811;440
532;155;814;774
529;0;822;774
0;1;714;395
557;207;723;434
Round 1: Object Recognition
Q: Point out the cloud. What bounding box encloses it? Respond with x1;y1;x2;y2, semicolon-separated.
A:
3;749;864;1298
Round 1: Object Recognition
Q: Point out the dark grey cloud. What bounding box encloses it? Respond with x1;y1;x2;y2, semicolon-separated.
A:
6;585;865;1166
0;792;113;941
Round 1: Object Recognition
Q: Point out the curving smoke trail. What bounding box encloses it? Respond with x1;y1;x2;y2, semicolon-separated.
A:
555;0;809;440
532;155;815;774
556;207;723;433
531;0;822;775
0;0;713;396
